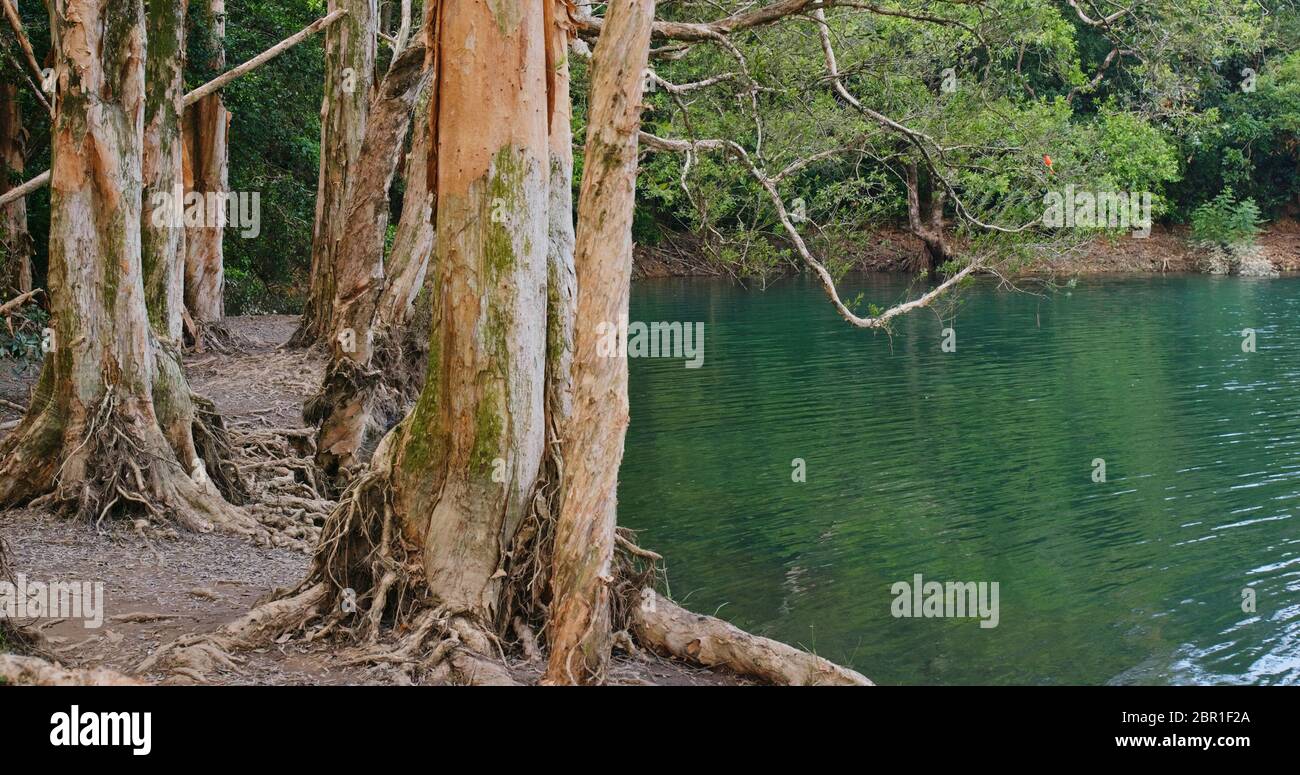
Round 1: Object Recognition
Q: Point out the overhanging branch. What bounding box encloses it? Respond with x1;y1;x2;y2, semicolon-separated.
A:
639;131;978;330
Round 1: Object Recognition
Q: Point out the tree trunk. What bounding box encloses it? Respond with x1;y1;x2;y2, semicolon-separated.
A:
904;160;952;275
307;0;549;653
632;590;873;685
307;42;430;480
0;0;250;533
0;80;32;296
390;0;548;619
182;0;230;338
293;0;378;347
143;0;188;342
542;0;654;685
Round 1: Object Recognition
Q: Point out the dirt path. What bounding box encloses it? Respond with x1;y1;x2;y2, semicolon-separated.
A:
0;316;734;685
0;317;382;684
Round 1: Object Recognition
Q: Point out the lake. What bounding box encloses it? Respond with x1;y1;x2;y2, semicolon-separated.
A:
620;273;1300;685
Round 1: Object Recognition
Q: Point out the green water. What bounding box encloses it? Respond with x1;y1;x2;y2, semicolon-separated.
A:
620;273;1300;685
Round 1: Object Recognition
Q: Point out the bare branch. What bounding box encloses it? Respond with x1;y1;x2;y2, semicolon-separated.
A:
836;2;990;52
647;69;737;95
394;0;413;56
0;169;47;209
1066;0;1129;27
575;0;827;42
183;9;349;106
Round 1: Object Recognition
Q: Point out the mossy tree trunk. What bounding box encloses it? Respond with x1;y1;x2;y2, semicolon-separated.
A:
0;80;33;296
0;0;250;533
293;0;378;347
305;0;553;671
182;0;230;338
542;0;654;685
388;0;549;621
143;0;188;342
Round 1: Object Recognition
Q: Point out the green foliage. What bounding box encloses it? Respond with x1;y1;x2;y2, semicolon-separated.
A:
1190;188;1261;248
620;0;1292;278
213;0;329;314
0;304;48;361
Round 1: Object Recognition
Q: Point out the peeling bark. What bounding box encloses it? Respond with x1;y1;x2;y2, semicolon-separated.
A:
307;42;430;480
542;0;653;685
385;0;549;620
376;76;435;328
294;0;378;347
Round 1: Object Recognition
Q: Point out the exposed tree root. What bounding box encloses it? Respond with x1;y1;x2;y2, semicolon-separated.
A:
0;537;40;657
137;582;327;678
139;443;526;684
0;337;266;543
304;321;428;485
302;356;400;484
499;411;565;636
191;393;251;505
630;589;873;686
184;317;252;355
0;381;256;534
227;425;334;551
0;654;142;685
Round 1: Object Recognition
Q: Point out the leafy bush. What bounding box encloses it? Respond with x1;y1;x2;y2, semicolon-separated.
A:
1191;189;1261;248
0;304;49;361
1190;189;1272;275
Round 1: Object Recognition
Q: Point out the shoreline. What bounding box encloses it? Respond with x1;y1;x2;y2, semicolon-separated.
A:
633;219;1300;280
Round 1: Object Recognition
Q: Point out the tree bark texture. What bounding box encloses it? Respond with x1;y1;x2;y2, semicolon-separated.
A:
0;80;32;295
542;0;654;685
307;42;431;479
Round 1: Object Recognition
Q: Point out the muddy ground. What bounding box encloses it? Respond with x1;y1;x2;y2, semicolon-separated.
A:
0;316;735;686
